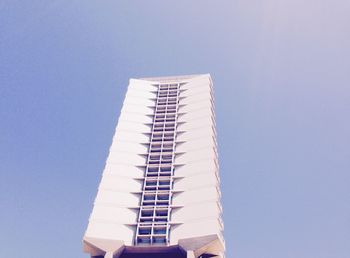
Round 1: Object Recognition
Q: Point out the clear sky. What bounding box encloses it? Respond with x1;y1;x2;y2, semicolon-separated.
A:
1;1;349;258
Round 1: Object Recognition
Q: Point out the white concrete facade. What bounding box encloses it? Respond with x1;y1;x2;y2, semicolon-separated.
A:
83;74;224;258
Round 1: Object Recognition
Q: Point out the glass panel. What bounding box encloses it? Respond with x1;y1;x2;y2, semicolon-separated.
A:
139;228;151;235
155;210;168;216
160;166;171;172
141;210;154;217
147;167;159;172
159;180;170;185
153;228;167;235
157;195;169;200
137;237;151;244
144;195;155;200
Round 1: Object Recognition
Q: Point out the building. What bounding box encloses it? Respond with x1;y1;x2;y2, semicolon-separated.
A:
83;74;224;258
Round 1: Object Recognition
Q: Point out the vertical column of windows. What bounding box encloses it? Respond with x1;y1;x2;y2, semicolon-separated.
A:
135;83;180;245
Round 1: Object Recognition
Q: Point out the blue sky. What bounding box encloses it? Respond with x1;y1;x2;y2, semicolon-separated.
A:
1;1;350;258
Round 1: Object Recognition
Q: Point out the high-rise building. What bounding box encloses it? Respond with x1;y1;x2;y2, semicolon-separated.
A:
83;74;224;258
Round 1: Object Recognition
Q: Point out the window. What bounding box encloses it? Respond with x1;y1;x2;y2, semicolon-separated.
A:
154;217;167;222
159;172;171;177
158;185;170;190
155;209;168;217
157;194;169;200
145;186;157;191
144;195;155;201
142;201;155;206
140;217;153;223
149;155;160;160
139;227;151;235
156;201;169;206
159;180;170;186
153;227;167;235
147;167;158;172
145;180;157;186
137;237;151;244
160;166;171;172
141;210;154;217
135;83;180;245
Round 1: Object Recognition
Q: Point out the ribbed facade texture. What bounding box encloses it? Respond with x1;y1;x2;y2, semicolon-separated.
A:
83;74;224;258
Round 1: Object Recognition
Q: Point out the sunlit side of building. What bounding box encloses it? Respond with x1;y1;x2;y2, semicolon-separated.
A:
83;74;224;258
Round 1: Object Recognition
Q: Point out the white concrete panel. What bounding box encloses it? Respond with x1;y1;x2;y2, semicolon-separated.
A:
176;127;214;142
178;100;212;114
175;148;216;164
113;131;150;144
129;78;158;89
126;88;156;99
181;91;212;105
172;186;220;206
174;173;219;190
175;159;216;177
115;120;151;133
110;141;148;154
95;189;139;207
99;174;142;192
118;112;153;124
177;106;214;122
120;103;154;115
177;118;213;132
103;163;144;178
85;223;134;244
171;218;221;242
106;151;146;165
180;96;211;108
181;76;211;90
90;206;137;224
123;95;155;107
176;136;215;153
171;202;220;222
181;85;211;97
